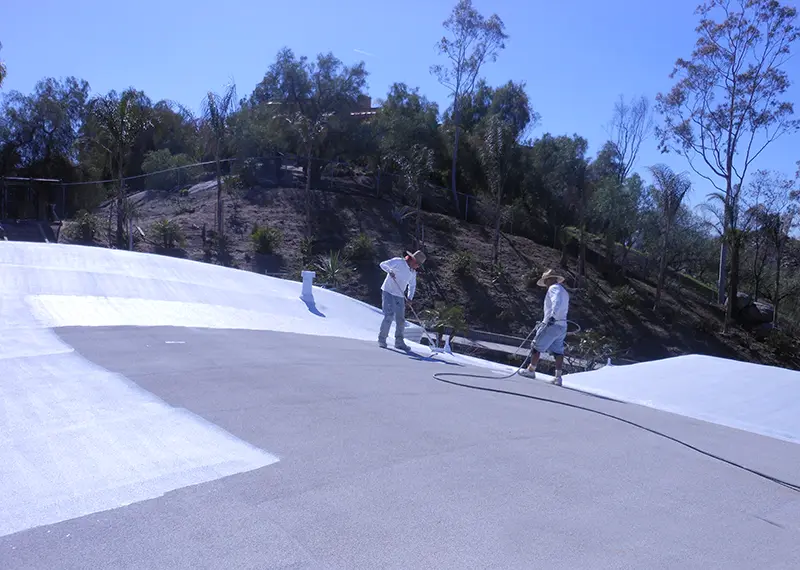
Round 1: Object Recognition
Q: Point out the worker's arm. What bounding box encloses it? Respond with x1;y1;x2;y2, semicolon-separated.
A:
407;272;417;301
379;258;399;277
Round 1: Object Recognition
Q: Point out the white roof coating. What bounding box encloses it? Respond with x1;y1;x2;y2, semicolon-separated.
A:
2;241;800;537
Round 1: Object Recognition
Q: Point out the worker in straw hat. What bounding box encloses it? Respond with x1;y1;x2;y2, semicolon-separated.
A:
378;250;427;350
522;269;570;385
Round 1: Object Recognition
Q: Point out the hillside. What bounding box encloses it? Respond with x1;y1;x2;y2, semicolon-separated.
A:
63;177;800;372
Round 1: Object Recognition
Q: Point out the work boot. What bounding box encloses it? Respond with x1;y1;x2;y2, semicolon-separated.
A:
552;371;562;386
378;338;387;349
394;340;410;351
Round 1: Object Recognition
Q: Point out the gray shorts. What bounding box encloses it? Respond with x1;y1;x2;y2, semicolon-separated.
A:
531;322;567;356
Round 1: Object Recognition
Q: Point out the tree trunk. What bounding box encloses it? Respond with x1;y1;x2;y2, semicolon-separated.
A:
605;226;615;272
450;104;461;214
752;241;761;301
773;247;782;327
492;192;502;267
654;225;670;310
116;148;124;248
578;199;586;277
305;151;313;236
724;233;741;332
415;190;422;247
717;240;727;304
215;153;223;237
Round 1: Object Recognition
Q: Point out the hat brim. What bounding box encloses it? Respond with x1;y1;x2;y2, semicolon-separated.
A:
537;275;565;287
406;251;425;265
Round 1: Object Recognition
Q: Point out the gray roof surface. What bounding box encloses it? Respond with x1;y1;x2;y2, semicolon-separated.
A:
4;326;800;569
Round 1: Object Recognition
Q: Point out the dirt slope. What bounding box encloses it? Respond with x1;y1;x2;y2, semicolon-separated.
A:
66;180;799;371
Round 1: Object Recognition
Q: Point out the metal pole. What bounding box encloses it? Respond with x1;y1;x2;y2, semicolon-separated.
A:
128;215;133;251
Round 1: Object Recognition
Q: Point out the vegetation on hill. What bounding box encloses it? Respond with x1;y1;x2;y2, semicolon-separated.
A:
3;0;800;370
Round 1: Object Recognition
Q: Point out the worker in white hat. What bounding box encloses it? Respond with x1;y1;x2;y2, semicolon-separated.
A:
522;269;570;385
378;250;426;350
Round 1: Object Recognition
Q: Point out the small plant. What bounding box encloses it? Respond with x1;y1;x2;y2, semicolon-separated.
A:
610;285;638;308
314;250;353;289
250;223;283;255
421;304;468;348
300;235;317;265
66;209;98;243
568;329;621;371
345;232;375;261
391;205;415;226
452;250;475;276
765;329;798;359
150;218;185;249
524;268;542;289
179;188;190;197
489;262;507;286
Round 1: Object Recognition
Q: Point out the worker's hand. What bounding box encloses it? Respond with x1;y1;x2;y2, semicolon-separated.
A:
388;270;395;279
548;316;556;325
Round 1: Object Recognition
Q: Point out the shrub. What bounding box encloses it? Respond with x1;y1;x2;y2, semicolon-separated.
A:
766;329;798;359
568;329;620;371
300;235;317;265
150;218;185;249
142;149;194;189
345;232;375;261
452;250;475;276
524;267;543;289
420;304;468;347
489;262;507;286
610;285;638;308
66;210;98;243
314;250;353;289
250;223;283;255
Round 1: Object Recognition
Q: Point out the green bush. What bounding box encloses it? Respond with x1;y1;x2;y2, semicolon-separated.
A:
489;262;507;285
345;232;375;261
300;235;317;265
150;218;185;249
452;250;475;276
610;285;638;308
142;149;195;189
314;250;353;289
524;268;543;289
766;329;798;358
66;210;98;243
421;303;468;347
250;223;283;255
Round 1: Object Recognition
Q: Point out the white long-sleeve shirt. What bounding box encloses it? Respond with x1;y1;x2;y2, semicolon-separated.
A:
380;257;417;300
543;283;569;323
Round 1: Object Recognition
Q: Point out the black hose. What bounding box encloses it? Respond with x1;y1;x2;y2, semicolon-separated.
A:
431;369;800;494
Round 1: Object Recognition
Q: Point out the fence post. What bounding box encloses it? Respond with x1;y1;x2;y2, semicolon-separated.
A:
61;183;66;219
464;195;469;221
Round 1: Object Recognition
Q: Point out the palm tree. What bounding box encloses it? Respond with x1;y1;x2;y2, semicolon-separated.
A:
202;83;237;236
285;111;330;236
392;144;434;248
648;164;691;310
89;89;152;247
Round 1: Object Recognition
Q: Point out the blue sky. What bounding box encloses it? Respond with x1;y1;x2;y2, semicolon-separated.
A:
2;0;799;207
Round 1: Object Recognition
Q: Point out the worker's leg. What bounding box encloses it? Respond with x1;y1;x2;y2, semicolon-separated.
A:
393;295;407;348
527;323;548;374
378;290;395;347
550;325;568;385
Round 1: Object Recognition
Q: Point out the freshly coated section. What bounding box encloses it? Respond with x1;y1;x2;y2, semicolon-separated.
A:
0;314;278;539
4;327;798;570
